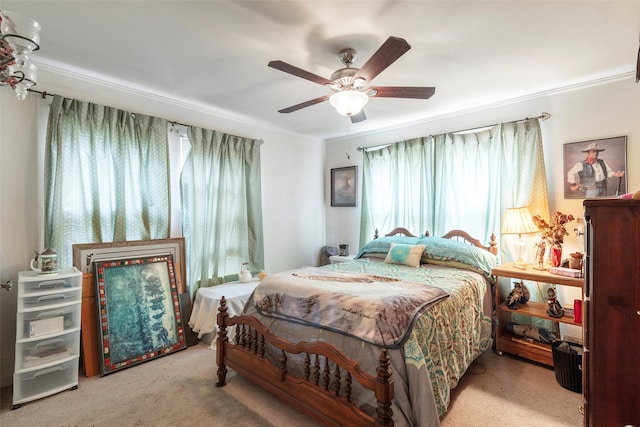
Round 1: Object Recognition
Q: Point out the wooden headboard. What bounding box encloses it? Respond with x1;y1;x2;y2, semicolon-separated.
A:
374;227;430;239
441;229;498;255
374;227;498;255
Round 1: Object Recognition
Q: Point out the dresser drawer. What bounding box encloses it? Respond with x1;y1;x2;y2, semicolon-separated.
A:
13;358;79;405
15;330;80;372
19;288;81;311
16;303;81;340
20;277;78;295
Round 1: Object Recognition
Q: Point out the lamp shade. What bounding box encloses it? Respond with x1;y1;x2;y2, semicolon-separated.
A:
501;207;538;235
329;90;369;116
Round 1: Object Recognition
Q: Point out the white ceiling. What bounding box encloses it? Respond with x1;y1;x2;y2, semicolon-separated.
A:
4;1;640;141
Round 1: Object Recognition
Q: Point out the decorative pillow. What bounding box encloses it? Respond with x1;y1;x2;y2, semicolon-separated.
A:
383;243;426;268
355;236;423;259
418;236;500;277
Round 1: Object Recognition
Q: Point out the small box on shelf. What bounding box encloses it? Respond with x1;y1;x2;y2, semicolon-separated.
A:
549;266;582;278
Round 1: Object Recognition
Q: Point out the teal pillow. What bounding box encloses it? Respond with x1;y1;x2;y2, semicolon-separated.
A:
355;236;423;259
418;236;499;277
383;243;426;267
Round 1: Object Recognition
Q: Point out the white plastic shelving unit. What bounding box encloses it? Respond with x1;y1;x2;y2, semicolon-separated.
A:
13;268;82;409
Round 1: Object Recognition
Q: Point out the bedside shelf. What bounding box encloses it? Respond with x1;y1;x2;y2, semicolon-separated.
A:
499;301;582;326
492;262;584;367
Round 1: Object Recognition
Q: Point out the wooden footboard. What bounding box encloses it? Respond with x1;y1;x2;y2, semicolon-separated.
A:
215;297;394;426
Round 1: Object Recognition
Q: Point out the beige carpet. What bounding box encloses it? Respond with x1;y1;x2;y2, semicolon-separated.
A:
0;342;582;426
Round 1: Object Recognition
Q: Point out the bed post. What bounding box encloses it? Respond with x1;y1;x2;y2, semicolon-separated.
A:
375;349;394;426
489;233;498;256
215;296;229;387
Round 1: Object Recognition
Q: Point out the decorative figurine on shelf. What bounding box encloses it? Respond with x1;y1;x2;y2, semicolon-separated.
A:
534;239;546;270
506;281;530;309
546;287;564;318
569;252;584;270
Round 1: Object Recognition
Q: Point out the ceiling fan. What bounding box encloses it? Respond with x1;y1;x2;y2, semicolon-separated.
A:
268;36;436;123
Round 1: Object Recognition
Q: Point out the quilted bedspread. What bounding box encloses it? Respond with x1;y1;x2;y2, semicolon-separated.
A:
246;258;492;424
254;266;450;348
322;259;493;418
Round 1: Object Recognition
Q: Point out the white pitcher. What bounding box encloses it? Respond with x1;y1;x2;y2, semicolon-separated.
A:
239;262;252;283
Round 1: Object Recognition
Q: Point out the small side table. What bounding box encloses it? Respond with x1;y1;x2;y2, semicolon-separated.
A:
188;279;259;346
329;254;356;264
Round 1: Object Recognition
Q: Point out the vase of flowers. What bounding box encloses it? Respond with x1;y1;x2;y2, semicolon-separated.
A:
532;211;575;267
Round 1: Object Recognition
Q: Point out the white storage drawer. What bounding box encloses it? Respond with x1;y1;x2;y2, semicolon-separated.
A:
12;358;79;405
16;303;81;340
15;326;81;372
19;277;78;295
19;288;81;311
14;268;82;408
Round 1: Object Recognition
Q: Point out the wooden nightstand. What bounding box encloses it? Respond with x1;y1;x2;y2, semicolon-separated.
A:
492;262;583;366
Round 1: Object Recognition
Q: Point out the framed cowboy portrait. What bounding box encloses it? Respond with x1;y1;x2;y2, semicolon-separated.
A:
563;136;627;199
331;166;357;207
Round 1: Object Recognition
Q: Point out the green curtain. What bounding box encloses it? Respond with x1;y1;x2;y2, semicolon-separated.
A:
431;119;549;246
359;137;434;247
180;127;264;299
45;96;170;268
360;118;552;330
360;118;549;251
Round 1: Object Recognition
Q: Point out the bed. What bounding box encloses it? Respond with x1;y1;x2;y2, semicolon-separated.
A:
215;228;499;426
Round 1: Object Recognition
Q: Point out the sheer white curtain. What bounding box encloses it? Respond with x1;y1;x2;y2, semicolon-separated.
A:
180;127;264;299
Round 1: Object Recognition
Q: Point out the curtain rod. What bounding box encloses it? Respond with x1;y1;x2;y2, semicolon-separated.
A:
29;89;195;128
28;89;264;145
357;112;551;152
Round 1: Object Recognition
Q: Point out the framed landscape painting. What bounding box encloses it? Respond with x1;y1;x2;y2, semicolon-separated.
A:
94;254;186;375
563;136;627;199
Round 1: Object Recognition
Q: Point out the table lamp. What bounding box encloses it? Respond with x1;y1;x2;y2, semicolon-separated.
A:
501;206;538;268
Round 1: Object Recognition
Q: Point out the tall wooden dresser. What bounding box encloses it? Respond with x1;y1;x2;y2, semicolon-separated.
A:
583;199;639;426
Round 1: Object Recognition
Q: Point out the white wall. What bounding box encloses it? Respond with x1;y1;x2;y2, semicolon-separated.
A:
0;72;326;386
326;77;640;252
0;93;40;388
325;76;640;340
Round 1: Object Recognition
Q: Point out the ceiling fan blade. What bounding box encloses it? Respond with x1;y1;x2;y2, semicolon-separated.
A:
278;95;330;113
368;86;436;99
353;36;411;83
268;60;334;86
350;110;367;123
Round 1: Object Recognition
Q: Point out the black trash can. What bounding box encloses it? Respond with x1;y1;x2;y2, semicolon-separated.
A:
551;340;583;393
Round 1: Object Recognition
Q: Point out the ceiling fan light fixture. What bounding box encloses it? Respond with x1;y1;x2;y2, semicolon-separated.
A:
329;90;369;117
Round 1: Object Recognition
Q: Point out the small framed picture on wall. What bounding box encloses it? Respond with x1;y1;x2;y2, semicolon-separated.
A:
331;166;357;207
563;136;627;199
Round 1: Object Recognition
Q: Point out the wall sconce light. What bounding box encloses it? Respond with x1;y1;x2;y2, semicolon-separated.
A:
0;11;41;100
501;206;539;268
